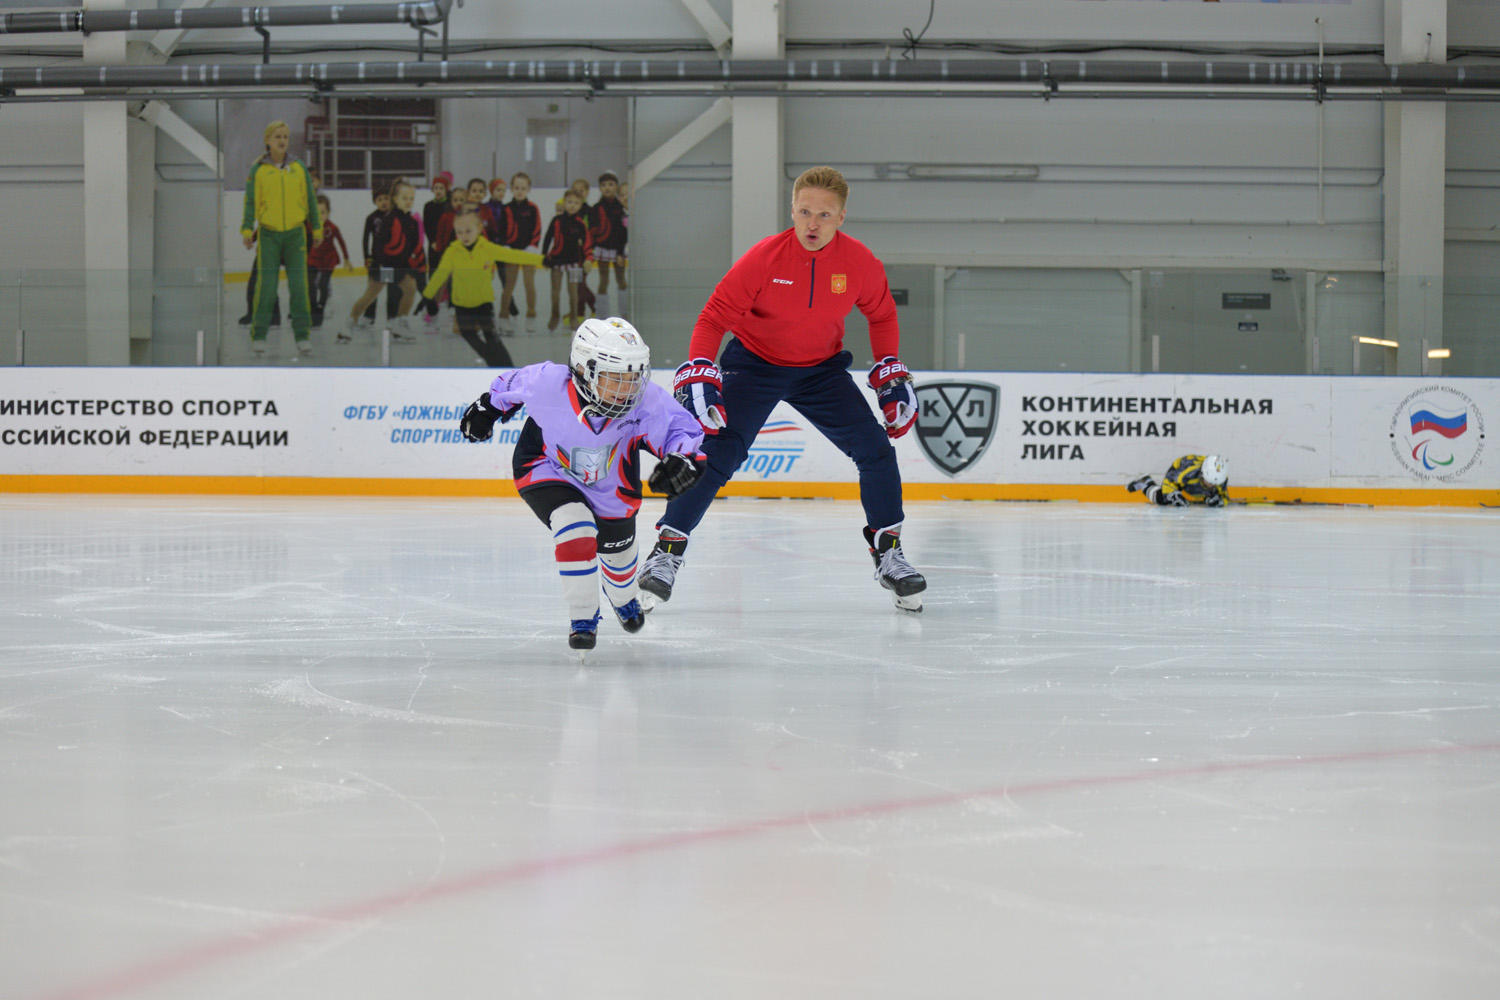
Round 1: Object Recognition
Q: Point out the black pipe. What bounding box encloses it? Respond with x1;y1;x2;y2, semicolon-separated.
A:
8;88;1499;105
0;1;454;35
1;57;1497;94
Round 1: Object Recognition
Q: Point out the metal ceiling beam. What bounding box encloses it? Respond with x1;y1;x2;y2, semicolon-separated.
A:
634;96;732;193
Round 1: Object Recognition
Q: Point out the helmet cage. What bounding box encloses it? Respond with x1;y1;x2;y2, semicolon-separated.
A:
570;318;651;420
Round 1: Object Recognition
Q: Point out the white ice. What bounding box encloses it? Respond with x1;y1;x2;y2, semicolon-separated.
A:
2;494;1499;1000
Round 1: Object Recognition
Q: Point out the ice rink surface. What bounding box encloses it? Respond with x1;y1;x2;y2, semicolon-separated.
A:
3;494;1499;1000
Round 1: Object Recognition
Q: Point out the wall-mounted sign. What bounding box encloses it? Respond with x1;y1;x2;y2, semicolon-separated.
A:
1223;293;1271;310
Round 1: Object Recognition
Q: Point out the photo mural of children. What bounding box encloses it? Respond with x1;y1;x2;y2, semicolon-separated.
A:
306;193;352;328
498;172;542;333
414;207;542;367
340;178;424;344
589;170;629;318
543;190;592;331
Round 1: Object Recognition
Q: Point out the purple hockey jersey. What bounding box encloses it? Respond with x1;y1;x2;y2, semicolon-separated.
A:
488;361;705;519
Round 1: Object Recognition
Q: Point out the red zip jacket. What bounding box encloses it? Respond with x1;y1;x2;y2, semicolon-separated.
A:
306;219;348;270
689;228;900;366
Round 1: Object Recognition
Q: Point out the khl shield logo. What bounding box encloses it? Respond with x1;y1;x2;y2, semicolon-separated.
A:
915;381;998;476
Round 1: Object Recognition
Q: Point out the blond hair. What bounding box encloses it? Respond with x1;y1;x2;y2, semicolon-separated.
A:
792;165;849;207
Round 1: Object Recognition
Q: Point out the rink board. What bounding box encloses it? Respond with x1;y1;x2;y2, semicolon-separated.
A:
0;368;1495;505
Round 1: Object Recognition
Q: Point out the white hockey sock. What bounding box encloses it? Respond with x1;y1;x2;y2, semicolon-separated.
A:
600;537;640;609
550;502;600;621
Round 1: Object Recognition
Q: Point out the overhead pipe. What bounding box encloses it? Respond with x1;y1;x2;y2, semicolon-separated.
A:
7;88;1497;105
1;57;1499;102
0;1;454;35
0;57;1497;94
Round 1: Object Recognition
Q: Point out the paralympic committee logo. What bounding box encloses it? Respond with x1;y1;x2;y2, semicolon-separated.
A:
914;381;998;476
1388;385;1486;483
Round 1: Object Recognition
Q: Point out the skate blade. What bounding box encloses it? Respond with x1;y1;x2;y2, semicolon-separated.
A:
638;592;657;613
893;593;924;613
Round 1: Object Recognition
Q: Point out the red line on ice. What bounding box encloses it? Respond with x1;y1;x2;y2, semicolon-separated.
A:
33;740;1500;1000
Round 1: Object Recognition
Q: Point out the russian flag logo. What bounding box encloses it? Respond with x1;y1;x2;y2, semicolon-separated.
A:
1409;402;1468;440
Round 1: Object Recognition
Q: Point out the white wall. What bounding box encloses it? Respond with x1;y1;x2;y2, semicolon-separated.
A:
0;103;85;271
1;0;1497;371
789;0;1386;46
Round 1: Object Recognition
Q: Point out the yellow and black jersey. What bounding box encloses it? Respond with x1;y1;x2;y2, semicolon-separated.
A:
1160;454;1229;504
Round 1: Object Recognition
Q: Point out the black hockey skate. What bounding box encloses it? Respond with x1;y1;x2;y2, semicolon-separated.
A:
1127;475;1156;493
568;611;601;651
614;598;647;633
638;535;687;603
864;526;926;613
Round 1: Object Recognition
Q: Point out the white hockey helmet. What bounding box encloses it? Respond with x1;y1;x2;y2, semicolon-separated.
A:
570;316;651;419
1201;454;1229;486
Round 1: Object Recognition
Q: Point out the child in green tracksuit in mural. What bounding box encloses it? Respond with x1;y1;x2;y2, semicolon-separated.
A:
241;120;321;356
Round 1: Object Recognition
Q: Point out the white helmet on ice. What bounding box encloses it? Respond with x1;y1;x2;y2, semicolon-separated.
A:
570;316;651;419
1201;454;1229;487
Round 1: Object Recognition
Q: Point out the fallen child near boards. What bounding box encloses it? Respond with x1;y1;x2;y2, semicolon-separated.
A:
1127;454;1229;507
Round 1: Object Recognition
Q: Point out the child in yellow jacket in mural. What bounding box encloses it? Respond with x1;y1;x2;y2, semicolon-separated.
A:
240;120;320;356
414;208;542;367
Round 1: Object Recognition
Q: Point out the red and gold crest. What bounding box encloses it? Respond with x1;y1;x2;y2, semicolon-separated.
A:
831;273;848;294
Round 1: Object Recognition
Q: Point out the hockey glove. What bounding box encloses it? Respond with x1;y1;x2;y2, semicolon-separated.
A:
1203;491;1225;508
459;393;519;442
1164;491;1190;508
648;452;705;499
868;356;918;439
672;358;728;434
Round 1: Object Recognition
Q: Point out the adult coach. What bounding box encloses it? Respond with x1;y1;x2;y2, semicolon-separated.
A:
240;120;320;356
638;165;926;612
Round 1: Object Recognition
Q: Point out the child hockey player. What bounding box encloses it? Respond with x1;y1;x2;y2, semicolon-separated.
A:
458;318;707;652
1127;454;1229;507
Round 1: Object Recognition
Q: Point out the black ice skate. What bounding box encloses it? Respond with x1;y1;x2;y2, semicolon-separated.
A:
638;535;687;603
569;610;601;653
1127;475;1156;493
614;598;647;633
863;526;926;613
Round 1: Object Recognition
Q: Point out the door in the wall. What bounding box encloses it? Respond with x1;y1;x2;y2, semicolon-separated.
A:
523;119;570;189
